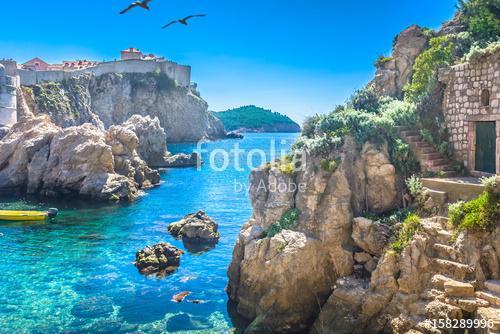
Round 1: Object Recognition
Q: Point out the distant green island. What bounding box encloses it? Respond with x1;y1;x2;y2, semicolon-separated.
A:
213;105;301;133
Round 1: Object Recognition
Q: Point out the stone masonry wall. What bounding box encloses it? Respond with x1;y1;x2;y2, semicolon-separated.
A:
17;59;191;88
439;50;500;174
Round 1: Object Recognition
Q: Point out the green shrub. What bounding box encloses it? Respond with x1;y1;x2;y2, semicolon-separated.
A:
320;157;341;173
465;40;500;63
458;0;500;45
379;99;418;126
375;56;393;67
448;176;499;231
390;213;422;253
404;36;456;102
406;175;423;198
390;139;420;177
263;208;301;238
348;87;380;114
301;114;322;138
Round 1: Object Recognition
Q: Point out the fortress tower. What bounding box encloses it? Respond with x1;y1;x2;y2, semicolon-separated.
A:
0;63;17;128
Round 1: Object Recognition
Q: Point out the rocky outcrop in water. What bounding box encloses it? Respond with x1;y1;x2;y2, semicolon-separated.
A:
135;242;184;277
21;72;226;142
168;211;220;245
372;25;429;98
0;114;159;200
227;137;402;333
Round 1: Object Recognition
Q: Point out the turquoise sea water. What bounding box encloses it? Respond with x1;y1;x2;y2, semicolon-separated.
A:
0;133;298;334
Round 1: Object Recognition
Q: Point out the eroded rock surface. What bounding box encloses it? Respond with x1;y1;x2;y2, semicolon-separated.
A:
0;115;159;200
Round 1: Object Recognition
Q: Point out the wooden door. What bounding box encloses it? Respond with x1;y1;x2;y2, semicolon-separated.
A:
475;121;496;174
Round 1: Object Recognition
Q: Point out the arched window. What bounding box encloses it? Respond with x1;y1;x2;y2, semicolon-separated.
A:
481;89;490;107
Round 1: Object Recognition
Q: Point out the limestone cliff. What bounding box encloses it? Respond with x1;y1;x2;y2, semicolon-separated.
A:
227;137;402;333
227;136;499;333
21;72;225;142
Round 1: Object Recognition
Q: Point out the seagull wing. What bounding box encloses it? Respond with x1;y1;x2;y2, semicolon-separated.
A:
183;14;206;21
162;20;178;29
120;3;136;14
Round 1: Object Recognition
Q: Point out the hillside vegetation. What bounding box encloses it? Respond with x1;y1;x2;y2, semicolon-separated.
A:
213;105;300;132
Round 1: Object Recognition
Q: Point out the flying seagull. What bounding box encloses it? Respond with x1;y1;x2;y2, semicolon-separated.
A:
120;0;152;14
162;14;206;29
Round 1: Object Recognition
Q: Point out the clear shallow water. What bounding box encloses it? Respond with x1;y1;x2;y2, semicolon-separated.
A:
0;133;298;334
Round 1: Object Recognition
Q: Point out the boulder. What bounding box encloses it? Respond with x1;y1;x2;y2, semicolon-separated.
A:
168;210;220;245
352;217;392;256
135;242;184;277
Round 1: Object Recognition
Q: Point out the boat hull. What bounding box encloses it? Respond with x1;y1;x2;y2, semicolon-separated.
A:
0;211;48;221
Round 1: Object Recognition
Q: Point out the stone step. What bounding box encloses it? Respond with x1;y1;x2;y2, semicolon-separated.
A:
422;152;443;160
406;135;422;143
395;126;412;132
422;177;485;203
442;296;490;313
444;280;476;297
420;147;437;154
400;130;420;137
476;307;500;332
415;142;433;149
432;258;475;281
485;280;500;295
433;243;462;262
427;158;449;167
476;290;500;307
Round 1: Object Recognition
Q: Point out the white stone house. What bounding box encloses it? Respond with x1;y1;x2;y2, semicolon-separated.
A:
439;50;500;175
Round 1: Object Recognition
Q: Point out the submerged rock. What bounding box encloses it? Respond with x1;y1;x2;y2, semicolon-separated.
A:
134;242;184;277
168;211;220;245
171;291;190;303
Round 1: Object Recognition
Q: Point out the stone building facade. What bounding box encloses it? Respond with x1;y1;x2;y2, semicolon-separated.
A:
439;50;499;175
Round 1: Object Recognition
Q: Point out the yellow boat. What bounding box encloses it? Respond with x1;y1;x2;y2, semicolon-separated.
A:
0;208;58;221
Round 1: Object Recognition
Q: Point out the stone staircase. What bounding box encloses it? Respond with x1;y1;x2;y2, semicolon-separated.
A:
415;217;500;333
395;126;455;175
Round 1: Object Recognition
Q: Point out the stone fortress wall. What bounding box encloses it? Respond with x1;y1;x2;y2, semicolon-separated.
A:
439;50;500;174
0;64;18;127
17;59;191;87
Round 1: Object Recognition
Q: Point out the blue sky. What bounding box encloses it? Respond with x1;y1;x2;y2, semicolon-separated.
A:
0;0;457;122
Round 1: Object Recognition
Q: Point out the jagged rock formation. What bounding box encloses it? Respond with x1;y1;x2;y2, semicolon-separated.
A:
372;25;429;98
21;72;226;142
0;114;159;201
311;217;499;334
227;137;401;333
